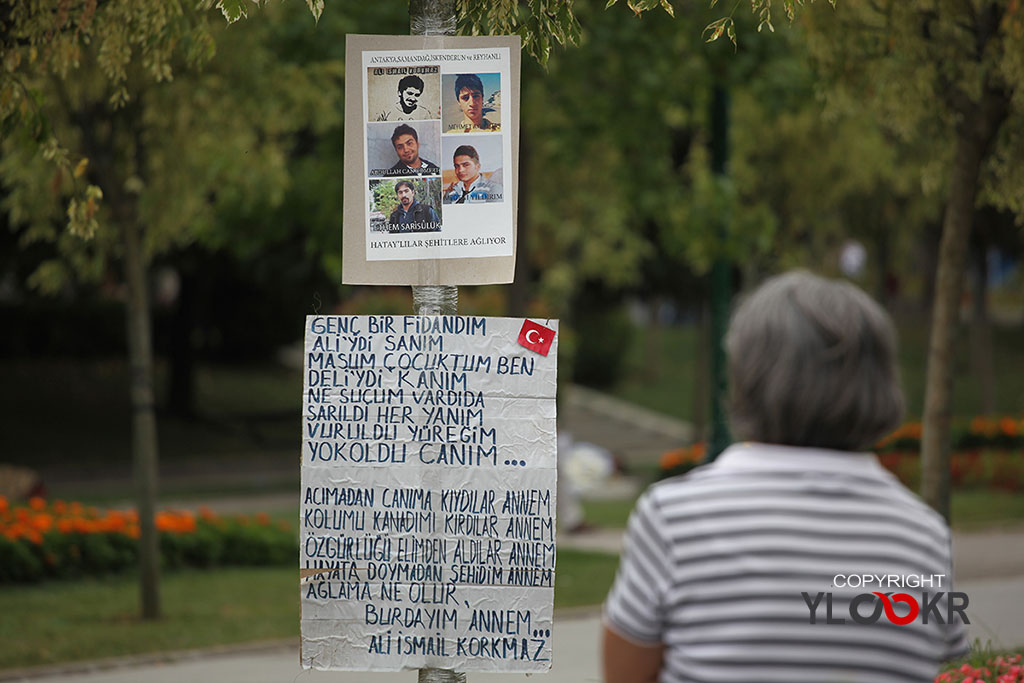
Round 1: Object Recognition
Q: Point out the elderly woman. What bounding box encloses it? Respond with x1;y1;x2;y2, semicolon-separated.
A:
603;272;968;683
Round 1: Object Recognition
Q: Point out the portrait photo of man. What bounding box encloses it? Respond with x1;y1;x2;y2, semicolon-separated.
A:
375;75;435;121
367;66;440;123
442;139;504;205
388;124;439;174
443;73;501;133
366;122;441;177
372;178;441;233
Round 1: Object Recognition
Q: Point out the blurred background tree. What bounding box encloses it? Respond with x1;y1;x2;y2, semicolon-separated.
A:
801;0;1024;519
1;0;344;620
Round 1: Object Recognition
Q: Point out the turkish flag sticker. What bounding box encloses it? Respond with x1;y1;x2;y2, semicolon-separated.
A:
517;319;555;356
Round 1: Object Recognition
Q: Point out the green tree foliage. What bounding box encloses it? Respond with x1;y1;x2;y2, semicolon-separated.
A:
523;4;853;310
798;1;1024;519
0;0;329;620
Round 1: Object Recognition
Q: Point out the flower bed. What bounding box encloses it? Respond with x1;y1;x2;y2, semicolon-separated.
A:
657;416;1024;492
937;653;1023;683
0;496;296;583
878;417;1024;453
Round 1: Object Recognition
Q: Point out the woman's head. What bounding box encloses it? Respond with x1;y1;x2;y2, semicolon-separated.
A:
725;270;904;452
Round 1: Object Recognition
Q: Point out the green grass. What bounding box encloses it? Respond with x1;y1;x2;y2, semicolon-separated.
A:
613;326;699;424
0;567;298;670
951;490;1024;529
554;549;621;609
0;549;619;671
610;318;1024;423
582;498;641;529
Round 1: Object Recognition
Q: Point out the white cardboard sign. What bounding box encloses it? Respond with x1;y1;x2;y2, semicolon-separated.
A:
300;315;558;672
343;35;521;286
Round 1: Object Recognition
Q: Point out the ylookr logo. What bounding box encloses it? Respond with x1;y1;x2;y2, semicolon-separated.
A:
803;574;970;626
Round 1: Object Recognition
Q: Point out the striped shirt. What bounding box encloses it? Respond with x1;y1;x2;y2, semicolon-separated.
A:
604;442;969;683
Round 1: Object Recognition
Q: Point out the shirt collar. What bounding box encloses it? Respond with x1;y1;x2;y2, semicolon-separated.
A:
713;442;888;479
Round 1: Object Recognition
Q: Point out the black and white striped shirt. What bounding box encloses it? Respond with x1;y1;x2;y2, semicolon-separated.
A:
604;443;969;683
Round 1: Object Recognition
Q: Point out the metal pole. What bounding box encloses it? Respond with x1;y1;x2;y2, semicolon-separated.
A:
408;0;458;327
408;7;461;683
707;83;732;462
409;0;459;321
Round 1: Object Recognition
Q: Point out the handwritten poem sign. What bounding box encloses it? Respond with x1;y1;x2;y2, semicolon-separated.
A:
300;315;558;672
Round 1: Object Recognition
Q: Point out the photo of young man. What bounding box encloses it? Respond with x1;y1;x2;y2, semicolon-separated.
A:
366;121;441;177
366;66;440;122
388;124;439;174
374;75;436;121
443;73;501;133
442;138;504;204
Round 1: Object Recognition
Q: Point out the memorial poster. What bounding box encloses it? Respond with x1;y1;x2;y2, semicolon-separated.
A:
300;315;558;672
343;35;521;285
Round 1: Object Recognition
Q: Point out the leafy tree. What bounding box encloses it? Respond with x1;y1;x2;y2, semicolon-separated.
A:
1;0;329;619
798;1;1024;520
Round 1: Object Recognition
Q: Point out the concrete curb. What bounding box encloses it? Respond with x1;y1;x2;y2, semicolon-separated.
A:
0;639;297;682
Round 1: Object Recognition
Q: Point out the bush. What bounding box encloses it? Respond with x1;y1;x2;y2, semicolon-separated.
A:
655;443;1024;494
877;417;1024;454
0;497;296;584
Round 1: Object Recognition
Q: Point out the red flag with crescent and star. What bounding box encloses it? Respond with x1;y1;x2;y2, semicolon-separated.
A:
517;319;555;356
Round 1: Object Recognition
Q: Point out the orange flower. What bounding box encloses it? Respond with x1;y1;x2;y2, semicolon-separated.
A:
156;510;197;534
28;496;47;511
970;416;997;437
71;517;96;534
31;514;53;533
256;513;271;526
0;495;8;514
52;500;67;515
659;449;684;470
660;443;708;471
999;416;1018;437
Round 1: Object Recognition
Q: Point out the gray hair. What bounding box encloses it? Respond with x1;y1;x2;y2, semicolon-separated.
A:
725;271;904;452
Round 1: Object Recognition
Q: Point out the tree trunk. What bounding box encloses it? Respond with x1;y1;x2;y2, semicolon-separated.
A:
919;221;941;313
123;216;161;620
921;98;1006;519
